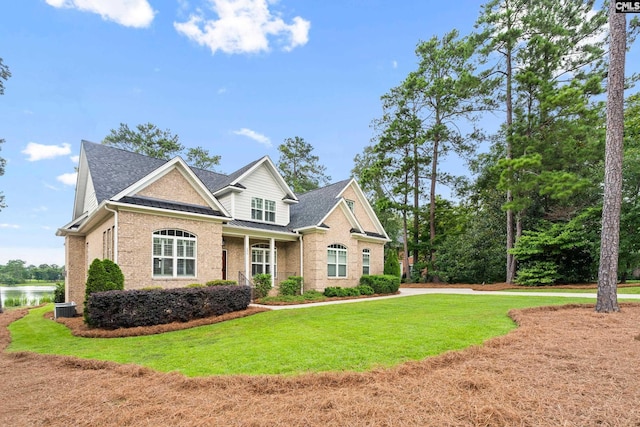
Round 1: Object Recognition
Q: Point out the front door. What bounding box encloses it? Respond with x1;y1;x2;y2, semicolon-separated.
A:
222;249;227;280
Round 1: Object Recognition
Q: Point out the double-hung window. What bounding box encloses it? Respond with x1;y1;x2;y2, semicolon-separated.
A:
327;244;347;278
153;229;196;278
362;249;370;275
251;197;276;223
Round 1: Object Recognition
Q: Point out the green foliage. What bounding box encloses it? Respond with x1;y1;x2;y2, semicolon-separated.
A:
253;274;272;299
356;285;375;296
383;249;401;277
258;289;325;304
84;259;126;320
205;280;237;286
54;282;65;303
323;286;361;297
277;136;331;193
187;283;204;288
435;206;506;284
102;122;219;171
511;218;596;286
102;259;124;290
359;275;400;294
278;279;300;296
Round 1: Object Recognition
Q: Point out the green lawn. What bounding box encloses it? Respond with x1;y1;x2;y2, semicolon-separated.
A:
506;286;640;294
7;294;591;376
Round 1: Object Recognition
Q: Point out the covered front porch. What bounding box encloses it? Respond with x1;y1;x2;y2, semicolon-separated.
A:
221;221;302;293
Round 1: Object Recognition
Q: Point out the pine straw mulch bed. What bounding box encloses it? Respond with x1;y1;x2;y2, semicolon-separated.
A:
2;303;640;426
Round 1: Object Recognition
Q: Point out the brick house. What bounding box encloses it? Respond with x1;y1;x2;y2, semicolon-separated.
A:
57;141;389;308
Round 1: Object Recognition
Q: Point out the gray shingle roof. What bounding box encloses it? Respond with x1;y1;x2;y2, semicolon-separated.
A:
82;141;374;236
119;195;225;217
84;140;169;204
288;179;351;229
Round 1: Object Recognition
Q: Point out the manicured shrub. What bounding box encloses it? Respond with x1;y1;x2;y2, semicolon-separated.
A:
84;259;126;320
279;279;300;296
356;284;374;295
102;259;125;290
206;280;238;286
323;286;361;297
85;285;251;329
359;274;400;294
187;283;204;288
253;274;272;299
54;282;65;303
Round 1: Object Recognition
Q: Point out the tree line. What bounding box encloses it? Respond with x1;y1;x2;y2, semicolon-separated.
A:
0;260;64;285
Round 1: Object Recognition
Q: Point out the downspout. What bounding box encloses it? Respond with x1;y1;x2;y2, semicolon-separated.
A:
104;204;118;264
269;237;275;289
299;234;304;294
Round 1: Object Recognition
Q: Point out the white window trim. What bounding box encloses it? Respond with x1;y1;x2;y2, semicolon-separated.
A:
327;244;347;278
251;243;277;277
152;229;197;278
362;248;370;275
251;197;276;223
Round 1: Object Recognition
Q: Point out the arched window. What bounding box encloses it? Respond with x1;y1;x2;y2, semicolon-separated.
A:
152;229;196;278
362;248;370;275
251;243;277;277
327;244;347;278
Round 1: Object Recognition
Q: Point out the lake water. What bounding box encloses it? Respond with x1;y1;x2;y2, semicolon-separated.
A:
0;285;56;308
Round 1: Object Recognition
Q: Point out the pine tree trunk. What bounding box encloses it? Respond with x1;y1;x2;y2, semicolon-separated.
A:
596;3;625;313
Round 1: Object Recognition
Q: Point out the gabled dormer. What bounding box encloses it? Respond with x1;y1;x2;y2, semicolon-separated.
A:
214;156;298;225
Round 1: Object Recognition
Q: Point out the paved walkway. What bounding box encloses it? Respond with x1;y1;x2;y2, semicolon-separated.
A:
252;287;640;310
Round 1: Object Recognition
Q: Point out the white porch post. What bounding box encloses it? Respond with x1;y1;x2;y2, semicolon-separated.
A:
244;235;250;280
269;237;275;288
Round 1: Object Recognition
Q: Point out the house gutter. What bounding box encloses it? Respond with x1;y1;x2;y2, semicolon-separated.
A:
104;203;118;264
299;234;304;294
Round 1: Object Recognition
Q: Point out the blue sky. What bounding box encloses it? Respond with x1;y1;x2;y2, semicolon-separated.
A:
0;1;637;266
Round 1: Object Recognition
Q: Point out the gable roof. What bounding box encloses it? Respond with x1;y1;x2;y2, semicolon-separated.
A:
289;178;389;240
288;179;352;229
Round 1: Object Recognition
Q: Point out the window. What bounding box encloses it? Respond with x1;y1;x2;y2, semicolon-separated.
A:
102;227;114;260
251;243;277;277
346;199;355;213
153;229;196;278
327;244;347;278
251;197;276;222
362;249;370;275
251;197;263;220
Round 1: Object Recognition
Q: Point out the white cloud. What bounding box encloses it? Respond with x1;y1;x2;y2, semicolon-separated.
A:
392;60;398;69
57;172;78;186
174;0;310;55
45;0;155;28
71;155;80;163
22;142;72;161
0;224;20;229
233;128;271;147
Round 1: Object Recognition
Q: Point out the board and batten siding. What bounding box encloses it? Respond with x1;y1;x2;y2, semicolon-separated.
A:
233;164;290;225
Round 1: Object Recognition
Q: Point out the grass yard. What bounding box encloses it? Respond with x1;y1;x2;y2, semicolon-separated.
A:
8;294;589;376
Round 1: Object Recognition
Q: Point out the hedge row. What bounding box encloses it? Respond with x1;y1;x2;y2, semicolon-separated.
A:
323;284;374;298
359;274;401;294
85;285;251;329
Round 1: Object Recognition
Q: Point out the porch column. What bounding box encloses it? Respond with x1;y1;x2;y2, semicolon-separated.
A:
244;235;250;279
270;237;275;288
